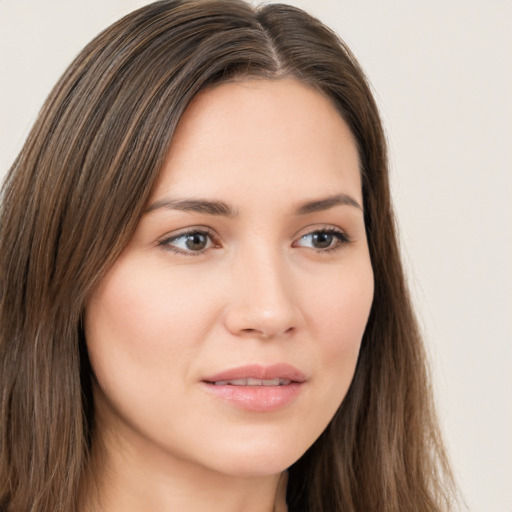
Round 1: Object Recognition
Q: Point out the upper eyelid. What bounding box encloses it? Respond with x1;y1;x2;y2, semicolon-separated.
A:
159;226;217;242
293;228;350;248
157;227;350;260
159;224;347;242
157;229;219;256
299;228;349;240
292;223;348;241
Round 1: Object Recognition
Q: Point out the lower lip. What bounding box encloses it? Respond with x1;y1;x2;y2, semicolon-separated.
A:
201;382;303;412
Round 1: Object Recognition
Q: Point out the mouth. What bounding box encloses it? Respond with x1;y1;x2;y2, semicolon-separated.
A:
201;364;306;412
209;378;292;386
203;363;306;384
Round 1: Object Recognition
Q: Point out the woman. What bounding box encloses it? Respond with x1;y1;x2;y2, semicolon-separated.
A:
0;0;456;510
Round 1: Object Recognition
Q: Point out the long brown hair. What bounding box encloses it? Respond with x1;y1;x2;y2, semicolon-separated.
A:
0;1;455;510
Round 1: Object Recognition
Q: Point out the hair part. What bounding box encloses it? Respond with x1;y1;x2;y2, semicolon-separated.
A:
0;1;456;510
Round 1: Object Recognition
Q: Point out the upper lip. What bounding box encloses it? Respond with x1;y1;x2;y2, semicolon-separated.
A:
203;363;307;383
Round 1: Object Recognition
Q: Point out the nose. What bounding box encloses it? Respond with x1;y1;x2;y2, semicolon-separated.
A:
223;248;301;340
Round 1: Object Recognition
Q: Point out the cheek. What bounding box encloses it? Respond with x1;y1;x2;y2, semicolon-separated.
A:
84;255;220;395
307;253;373;338
304;255;373;403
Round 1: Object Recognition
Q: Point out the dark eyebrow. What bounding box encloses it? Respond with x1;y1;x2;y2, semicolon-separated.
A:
145;198;238;217
295;194;362;215
145;193;361;217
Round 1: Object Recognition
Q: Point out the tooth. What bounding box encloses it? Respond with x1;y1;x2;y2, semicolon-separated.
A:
212;377;293;386
229;379;248;386
214;379;249;386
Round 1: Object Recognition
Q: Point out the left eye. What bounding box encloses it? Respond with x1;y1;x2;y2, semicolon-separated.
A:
161;231;215;254
294;230;349;251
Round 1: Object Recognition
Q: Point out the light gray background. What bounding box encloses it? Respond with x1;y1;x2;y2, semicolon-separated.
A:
1;1;511;510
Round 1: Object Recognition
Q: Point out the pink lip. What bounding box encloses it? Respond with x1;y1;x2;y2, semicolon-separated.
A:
201;364;306;413
203;363;306;383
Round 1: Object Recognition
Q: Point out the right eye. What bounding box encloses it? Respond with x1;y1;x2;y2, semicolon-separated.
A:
159;229;217;255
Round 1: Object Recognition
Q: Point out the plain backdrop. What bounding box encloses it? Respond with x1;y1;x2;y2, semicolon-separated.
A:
1;1;511;511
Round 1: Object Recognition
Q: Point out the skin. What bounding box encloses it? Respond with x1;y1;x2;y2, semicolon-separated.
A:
84;78;374;512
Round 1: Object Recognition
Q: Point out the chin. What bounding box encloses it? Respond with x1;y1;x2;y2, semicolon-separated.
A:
193;434;309;478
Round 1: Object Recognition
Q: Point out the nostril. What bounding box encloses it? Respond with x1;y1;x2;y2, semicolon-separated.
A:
239;326;295;339
241;328;270;338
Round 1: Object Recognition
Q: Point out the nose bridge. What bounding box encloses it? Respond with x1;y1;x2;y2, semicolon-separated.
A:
225;241;299;338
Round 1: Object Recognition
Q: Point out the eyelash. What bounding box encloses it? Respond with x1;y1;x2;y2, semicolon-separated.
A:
158;226;351;256
158;227;219;256
292;228;351;253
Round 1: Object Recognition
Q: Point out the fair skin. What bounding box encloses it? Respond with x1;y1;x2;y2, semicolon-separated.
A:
84;78;374;512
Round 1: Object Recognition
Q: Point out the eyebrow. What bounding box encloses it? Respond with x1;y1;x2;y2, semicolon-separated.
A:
145;193;362;217
294;194;362;214
145;198;238;217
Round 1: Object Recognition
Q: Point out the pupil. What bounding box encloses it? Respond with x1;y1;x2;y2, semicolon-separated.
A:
186;233;207;250
313;232;333;248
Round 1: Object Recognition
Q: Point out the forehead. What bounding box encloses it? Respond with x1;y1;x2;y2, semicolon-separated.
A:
153;78;362;205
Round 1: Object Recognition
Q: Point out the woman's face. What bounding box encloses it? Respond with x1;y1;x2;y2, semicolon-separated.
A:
85;79;374;478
